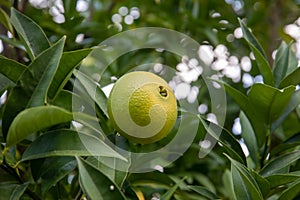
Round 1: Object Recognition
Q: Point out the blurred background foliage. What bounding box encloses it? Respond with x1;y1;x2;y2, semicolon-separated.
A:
0;0;300;199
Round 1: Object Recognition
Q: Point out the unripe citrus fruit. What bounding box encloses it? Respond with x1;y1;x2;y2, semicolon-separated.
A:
107;71;177;144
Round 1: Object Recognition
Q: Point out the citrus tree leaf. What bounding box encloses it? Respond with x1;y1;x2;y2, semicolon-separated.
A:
6;105;73;146
0;56;27;83
248;84;295;125
188;186;219;200
273;42;295;88
76;156;126;200
221;81;266;147
160;177;187;200
265;173;300;188
239;18;274;86
271;89;300;132
0;8;14;35
279;67;300;88
73;70;108;118
10;182;29;200
227;156;263;200
239;111;259;167
260;150;300;177
30;157;77;194
10;8;50;60
22;129;127;161
277;178;300;200
2;37;65;138
199;116;246;164
48;48;92;100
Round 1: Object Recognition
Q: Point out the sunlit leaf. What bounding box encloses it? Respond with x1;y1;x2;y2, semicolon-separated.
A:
7;105;73;146
0;8;14;35
22;129;127;161
161;177;186;200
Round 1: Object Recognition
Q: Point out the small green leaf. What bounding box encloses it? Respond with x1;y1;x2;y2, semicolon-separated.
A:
265;173;300;188
73;70;108;117
277;178;300;200
239;19;274;86
279;67;300;88
10;8;50;59
6;106;73;146
10;182;29;200
31;157;77;194
22;129;127;161
0;56;27;83
161;177;187;200
76;156;126;200
48;48;92;100
228;156;263;200
271;90;300;132
239;111;259;166
0;8;14;35
260;150;300;177
188;186;220;200
273;42;294;88
250;171;270;197
199;116;246;164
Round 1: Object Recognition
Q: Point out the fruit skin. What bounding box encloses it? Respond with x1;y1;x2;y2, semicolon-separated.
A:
107;71;177;144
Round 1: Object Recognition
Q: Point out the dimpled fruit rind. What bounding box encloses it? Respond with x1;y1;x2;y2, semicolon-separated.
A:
107;71;177;144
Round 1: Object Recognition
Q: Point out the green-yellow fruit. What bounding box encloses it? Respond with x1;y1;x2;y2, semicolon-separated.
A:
107;71;177;144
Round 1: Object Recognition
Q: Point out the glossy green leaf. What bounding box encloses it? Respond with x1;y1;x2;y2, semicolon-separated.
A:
273;42;294;88
188;186;219;200
199;116;246;164
10;8;50;59
22;129;127;161
48;48;92;100
73;70;108;117
260;150;300;177
6;105;73;146
2;37;65;137
279;67;300;88
0;34;24;50
239;111;259;166
250;171;270;197
228;156;263;200
76;156;126;200
277;178;300;200
31;157;77;194
0;56;27;83
221;81;266;147
86;155;129;188
271;90;300;132
10;182;29;200
248;84;295;124
239;19;274;86
265;173;300;188
198;116;243;161
161;177;186;200
0;8;14;35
